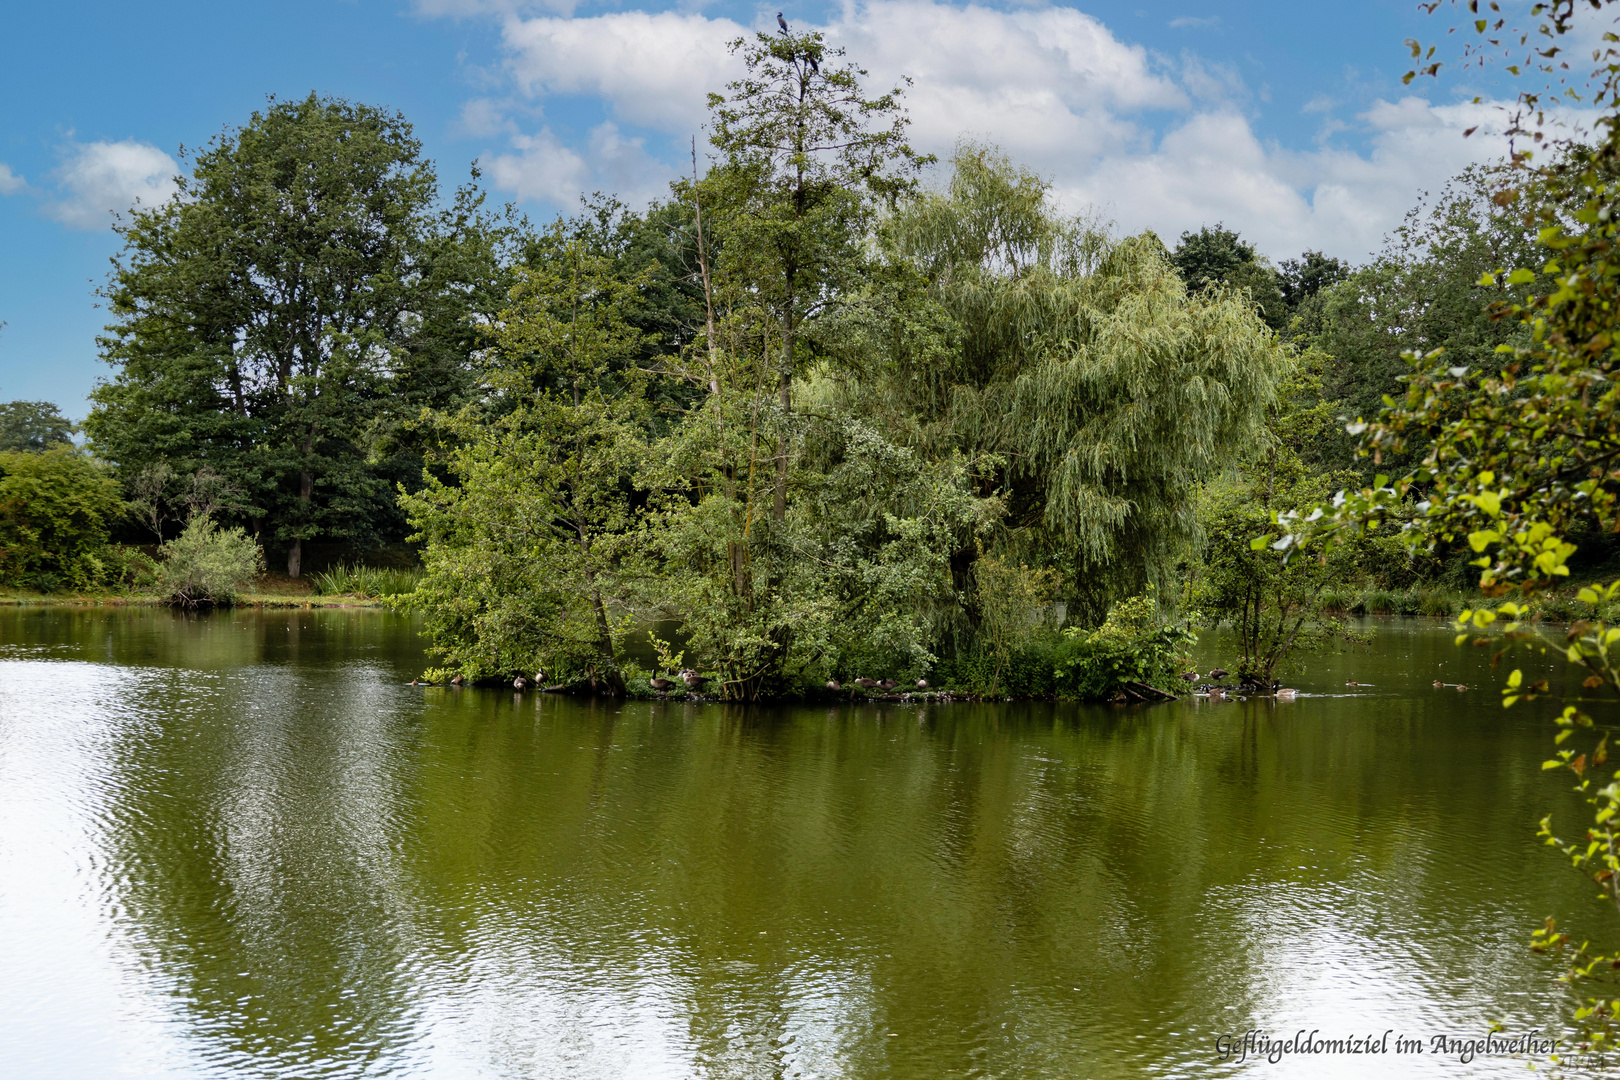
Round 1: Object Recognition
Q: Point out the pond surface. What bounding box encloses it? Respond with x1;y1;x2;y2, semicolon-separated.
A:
0;607;1608;1078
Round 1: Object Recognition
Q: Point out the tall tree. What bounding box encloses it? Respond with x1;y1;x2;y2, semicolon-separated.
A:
402;221;654;688
0;401;76;451
1171;224;1288;330
643;24;935;696
88;94;501;575
699;24;929;534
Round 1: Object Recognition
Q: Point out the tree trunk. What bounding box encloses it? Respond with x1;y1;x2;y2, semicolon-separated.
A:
775;306;791;525
287;468;313;578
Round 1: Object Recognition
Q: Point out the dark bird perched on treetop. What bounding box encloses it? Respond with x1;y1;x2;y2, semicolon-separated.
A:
777;11;788;33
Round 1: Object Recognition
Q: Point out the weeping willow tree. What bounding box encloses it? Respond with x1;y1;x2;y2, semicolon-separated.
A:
861;147;1288;623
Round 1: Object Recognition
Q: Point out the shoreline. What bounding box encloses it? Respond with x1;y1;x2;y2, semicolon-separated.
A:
0;593;390;610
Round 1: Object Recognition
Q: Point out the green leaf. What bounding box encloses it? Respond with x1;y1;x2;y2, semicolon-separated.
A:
1506;268;1536;284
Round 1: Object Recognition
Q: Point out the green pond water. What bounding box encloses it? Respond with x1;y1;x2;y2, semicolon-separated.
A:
0;607;1610;1078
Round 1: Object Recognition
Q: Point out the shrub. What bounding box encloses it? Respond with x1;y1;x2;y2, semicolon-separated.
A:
0;447;123;591
1417;588;1463;617
154;518;263;607
1053;593;1195;699
311;562;421;599
1364;589;1399;615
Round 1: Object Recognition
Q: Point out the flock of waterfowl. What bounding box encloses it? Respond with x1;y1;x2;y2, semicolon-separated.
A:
408;667;1471;700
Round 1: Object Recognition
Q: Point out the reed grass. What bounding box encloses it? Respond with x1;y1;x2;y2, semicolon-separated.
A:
309;562;422;599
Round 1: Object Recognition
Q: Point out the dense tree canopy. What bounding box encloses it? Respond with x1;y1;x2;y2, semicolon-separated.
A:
65;41;1535;701
0;400;76;452
86;93;508;574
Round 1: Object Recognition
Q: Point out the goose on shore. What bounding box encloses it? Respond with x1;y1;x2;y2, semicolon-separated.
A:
450;673;464;687
650;675;676;694
916;678;929;689
680;668;708;690
1208;668;1230;680
878;678;899;691
854;677;878;691
1180;671;1199;683
513;675;527;691
826;679;842;691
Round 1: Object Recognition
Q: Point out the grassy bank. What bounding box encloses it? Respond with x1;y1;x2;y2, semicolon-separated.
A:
0;563;422;609
1317;584;1620;623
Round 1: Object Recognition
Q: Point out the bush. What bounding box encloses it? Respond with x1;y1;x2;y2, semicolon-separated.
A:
1054;593;1195;699
154;518;263;607
311;562;421;599
0;447;123;591
937;594;1194;700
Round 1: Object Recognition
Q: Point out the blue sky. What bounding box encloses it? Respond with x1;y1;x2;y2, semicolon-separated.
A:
0;1;1567;419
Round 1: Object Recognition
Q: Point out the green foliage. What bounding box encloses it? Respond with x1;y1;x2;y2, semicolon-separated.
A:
1307;165;1542;470
400;222;653;690
310;562;421;599
938;593;1193;700
0;400;76;451
648;412;996;697
972;554;1059;695
1277;251;1350;310
0;447;123;591
1171;223;1288;330
1290;0;1620;1052
87;93;510;576
876;148;1287;623
1054;593;1195;699
153;517;264;608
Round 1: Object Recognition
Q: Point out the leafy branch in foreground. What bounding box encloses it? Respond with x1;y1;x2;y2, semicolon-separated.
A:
1458;597;1620;1057
1267;0;1620;1057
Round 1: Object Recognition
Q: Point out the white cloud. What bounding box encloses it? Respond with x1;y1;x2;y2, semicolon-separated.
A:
488;126;589;204
457;97;516;139
504;11;745;131
45;140;177;230
0;164;25;195
1169;16;1220;30
447;1;1519;259
1070;98;1517;258
487;120;668;208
